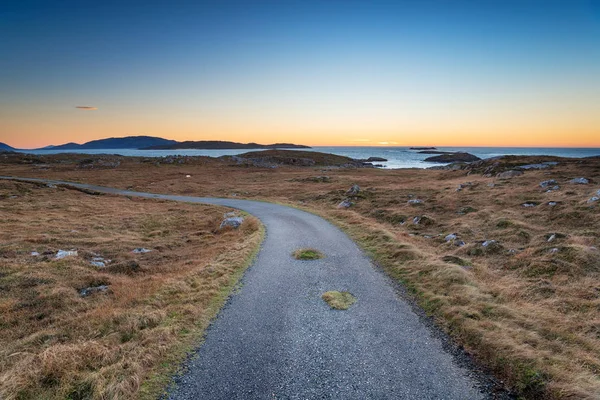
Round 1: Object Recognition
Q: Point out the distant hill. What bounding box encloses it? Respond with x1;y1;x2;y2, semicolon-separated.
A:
143;141;310;150
40;136;178;150
0;142;15;151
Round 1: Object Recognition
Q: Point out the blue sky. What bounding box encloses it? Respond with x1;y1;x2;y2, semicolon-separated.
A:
1;0;599;147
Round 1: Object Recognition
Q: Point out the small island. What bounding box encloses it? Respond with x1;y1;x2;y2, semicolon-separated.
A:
423;152;481;163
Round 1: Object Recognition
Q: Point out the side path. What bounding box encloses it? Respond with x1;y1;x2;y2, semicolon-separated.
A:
2;176;489;399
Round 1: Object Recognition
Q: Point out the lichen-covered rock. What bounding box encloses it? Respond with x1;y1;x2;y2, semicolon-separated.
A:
346;184;360;196
220;217;244;229
570;177;589;184
496;170;524;179
337;199;353;209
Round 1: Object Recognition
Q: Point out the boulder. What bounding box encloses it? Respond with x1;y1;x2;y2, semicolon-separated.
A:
423;152;481;163
539;180;557;188
55;250;77;259
337;199;353;209
407;199;423;205
132;247;152;254
588;196;599;204
220;217;244;229
346;184;360;196
496;170;524;179
570;177;589;184
517;162;558;170
79;285;109;297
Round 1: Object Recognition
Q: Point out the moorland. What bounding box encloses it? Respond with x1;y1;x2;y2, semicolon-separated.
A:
1;149;600;399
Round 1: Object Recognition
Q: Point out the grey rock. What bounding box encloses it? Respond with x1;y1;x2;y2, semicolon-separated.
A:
517;162;558;170
549;248;560;254
445;233;458;242
337;199;353;209
31;251;40;256
91;261;106;268
455;240;466;247
412;216;421;225
547;234;556;242
55;249;77;259
546;185;560;192
522;203;537;207
132;247;152;253
482;240;497;247
570;177;589;184
588;196;599;203
224;212;237;218
496;170;523;179
220;217;244;229
408;199;423;205
79;285;109;297
346;184;360;196
548;201;558;206
539;180;557;188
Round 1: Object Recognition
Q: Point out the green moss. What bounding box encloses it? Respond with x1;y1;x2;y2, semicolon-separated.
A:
292;248;324;260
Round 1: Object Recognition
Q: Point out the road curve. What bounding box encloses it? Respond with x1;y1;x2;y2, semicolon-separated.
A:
2;177;485;399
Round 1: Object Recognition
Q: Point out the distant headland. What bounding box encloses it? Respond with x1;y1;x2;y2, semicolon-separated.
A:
16;136;311;151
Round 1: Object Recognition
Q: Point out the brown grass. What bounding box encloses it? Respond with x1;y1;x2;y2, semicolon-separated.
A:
321;291;356;310
2;151;600;398
0;180;263;400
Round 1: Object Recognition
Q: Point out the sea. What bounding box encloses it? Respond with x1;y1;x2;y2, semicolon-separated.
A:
17;146;600;169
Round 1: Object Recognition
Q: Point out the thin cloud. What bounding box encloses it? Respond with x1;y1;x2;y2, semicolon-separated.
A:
75;106;98;110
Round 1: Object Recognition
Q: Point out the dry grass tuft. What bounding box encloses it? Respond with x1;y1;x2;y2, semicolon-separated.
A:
321;291;356;310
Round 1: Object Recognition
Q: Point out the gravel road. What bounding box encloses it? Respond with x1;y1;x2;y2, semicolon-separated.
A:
2;177;493;399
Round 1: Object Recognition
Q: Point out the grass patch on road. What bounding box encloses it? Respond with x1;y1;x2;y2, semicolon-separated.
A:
293;248;324;260
321;291;356;310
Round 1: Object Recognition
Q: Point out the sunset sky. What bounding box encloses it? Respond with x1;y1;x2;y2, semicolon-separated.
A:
1;0;599;149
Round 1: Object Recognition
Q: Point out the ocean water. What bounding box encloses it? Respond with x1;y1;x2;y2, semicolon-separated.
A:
18;146;600;169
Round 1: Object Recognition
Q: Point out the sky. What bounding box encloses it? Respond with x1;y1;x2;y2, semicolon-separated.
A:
1;0;599;148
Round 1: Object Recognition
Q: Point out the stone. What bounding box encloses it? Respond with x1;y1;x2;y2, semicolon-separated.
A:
55;250;77;259
337;199;353;209
588;196;599;203
445;233;458;242
132;247;152;254
224;212;237;218
517;162;558;170
546;185;560;192
547;234;556;242
455;240;466;247
79;285;109;297
496;170;524;179
549;248;559;254
482;240;497;247
408;199;423;205
570;177;589;184
219;217;244;229
31;251;40;256
456;182;473;192
346;184;360;196
548;201;558;206
522;203;537;207
539;180;557;188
